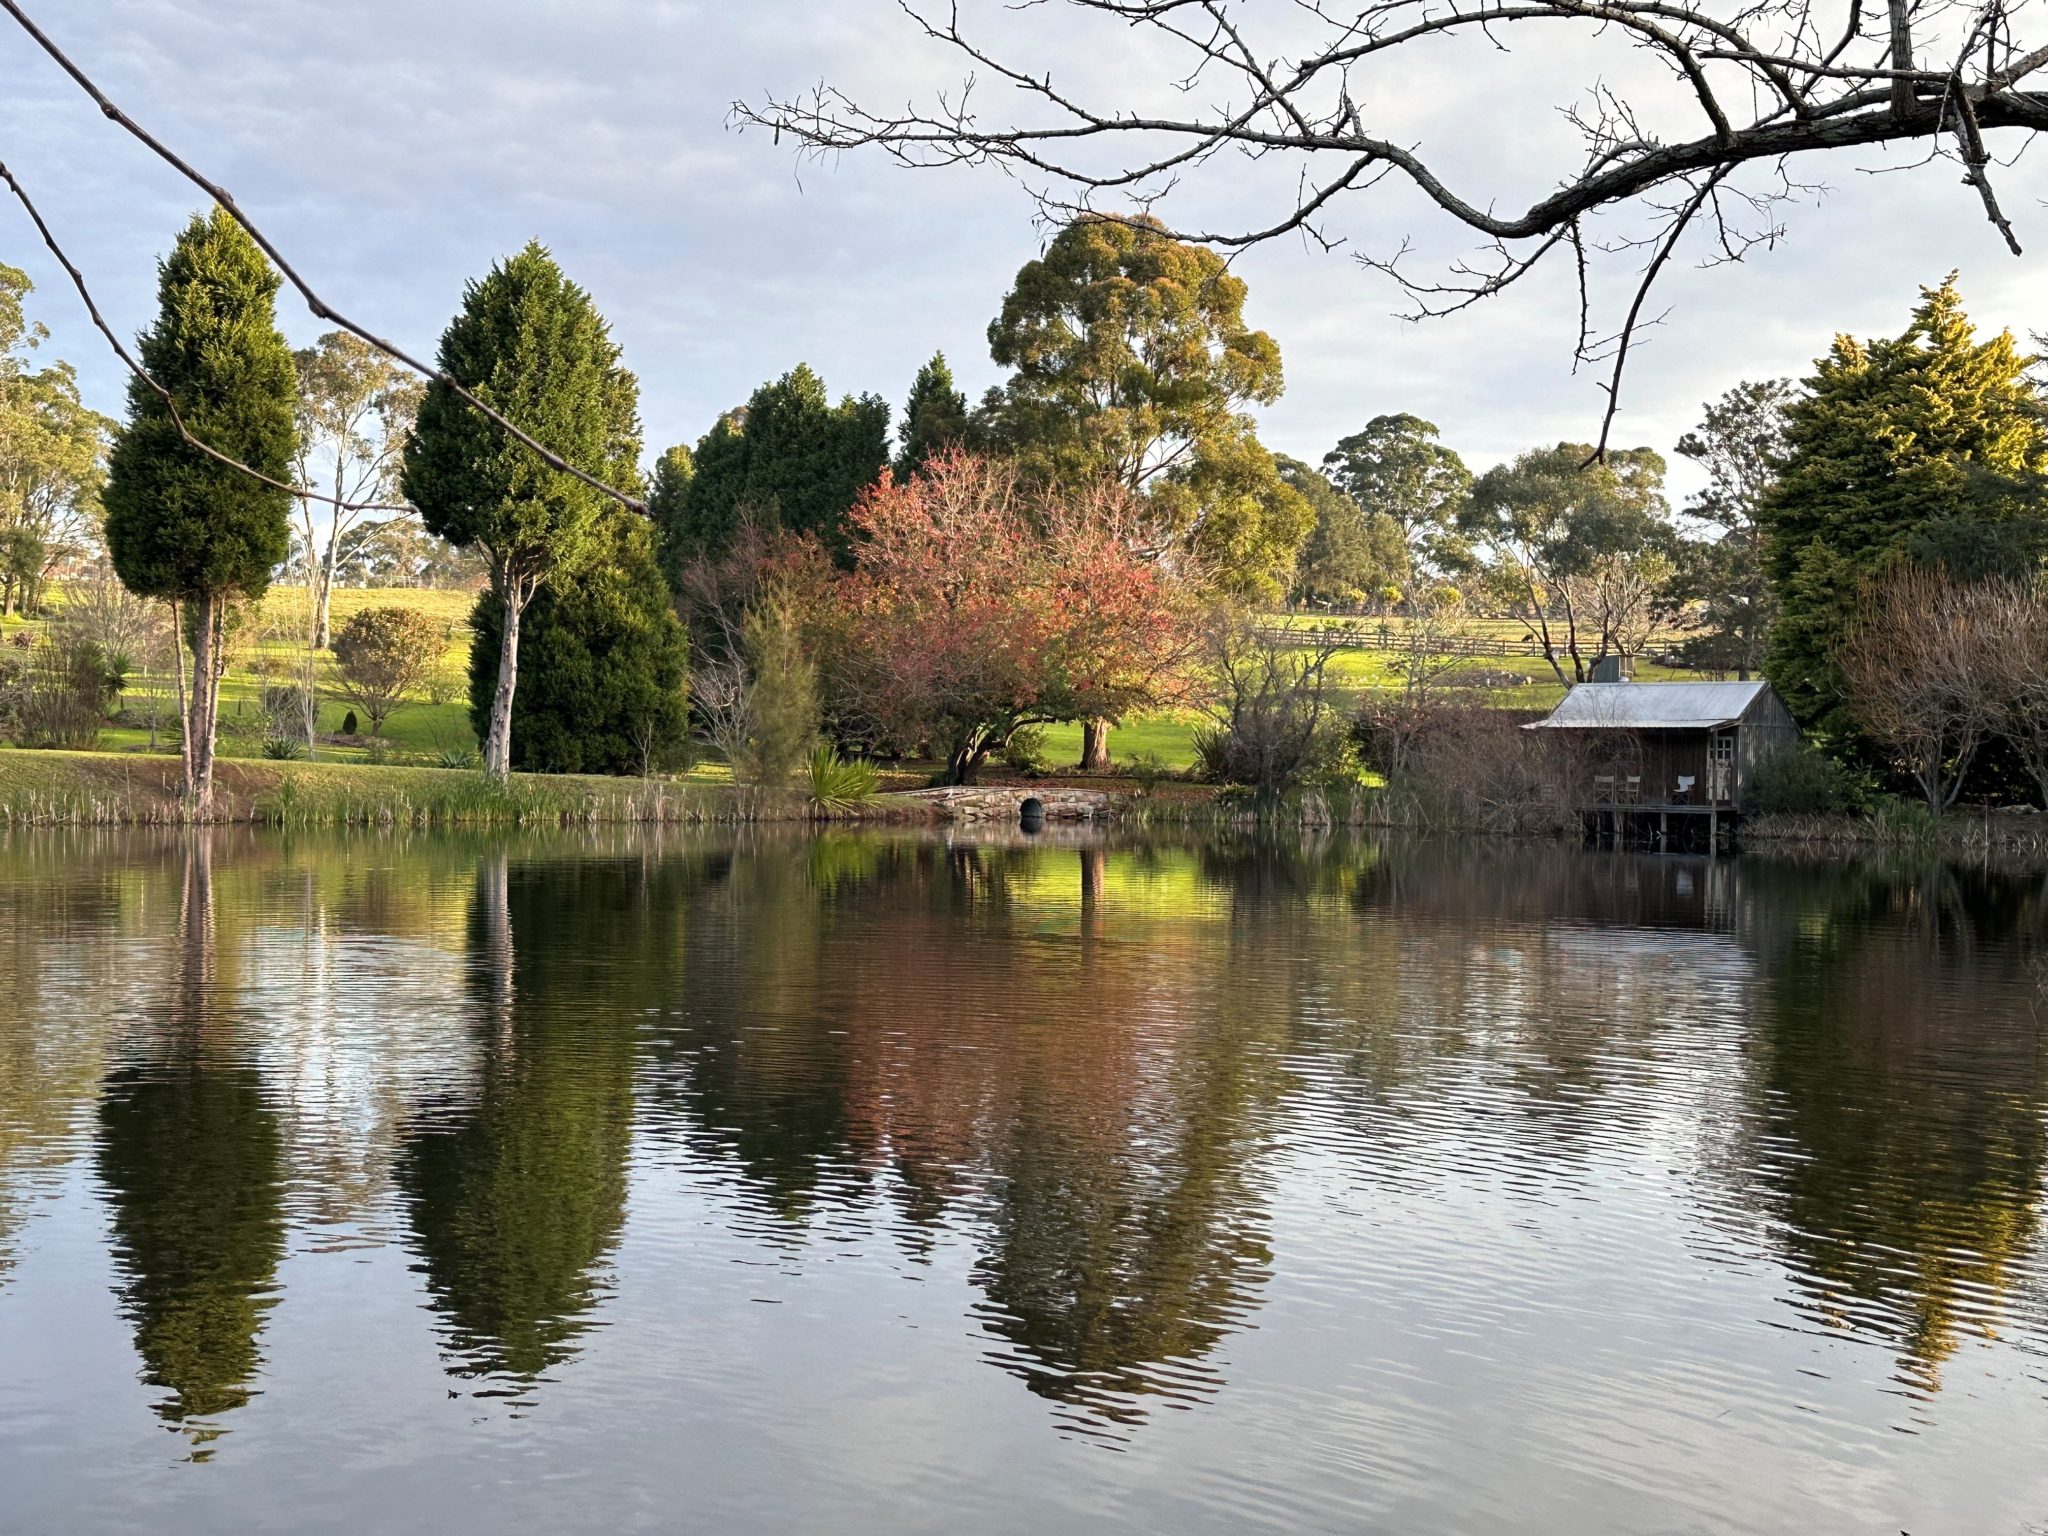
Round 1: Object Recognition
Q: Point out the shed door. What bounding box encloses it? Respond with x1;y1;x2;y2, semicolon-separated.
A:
1707;731;1735;804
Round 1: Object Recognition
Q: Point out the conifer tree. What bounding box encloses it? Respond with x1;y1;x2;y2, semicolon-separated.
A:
469;509;688;775
1763;278;2048;740
663;364;888;565
647;441;695;592
103;210;297;808
894;352;971;480
403;243;641;780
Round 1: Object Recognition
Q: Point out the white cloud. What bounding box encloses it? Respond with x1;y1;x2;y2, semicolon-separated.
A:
4;0;2043;506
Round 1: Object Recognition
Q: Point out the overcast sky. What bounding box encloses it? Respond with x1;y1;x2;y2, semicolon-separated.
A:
5;0;2045;506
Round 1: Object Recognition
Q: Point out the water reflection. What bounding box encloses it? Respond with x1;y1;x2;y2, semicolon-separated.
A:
95;840;285;1448
0;828;2045;1523
395;851;638;1386
1747;861;2048;1394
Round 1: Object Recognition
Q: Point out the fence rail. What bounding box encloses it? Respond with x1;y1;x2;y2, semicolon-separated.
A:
1253;625;1545;660
1258;622;1690;665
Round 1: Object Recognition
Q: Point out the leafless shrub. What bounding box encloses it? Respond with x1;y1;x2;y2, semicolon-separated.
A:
1193;610;1350;803
1835;567;2011;813
1370;704;1589;836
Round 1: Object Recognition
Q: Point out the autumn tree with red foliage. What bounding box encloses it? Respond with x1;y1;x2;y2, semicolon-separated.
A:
825;452;1194;784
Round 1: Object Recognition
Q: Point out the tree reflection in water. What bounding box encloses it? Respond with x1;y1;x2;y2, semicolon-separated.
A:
1746;860;2048;1394
0;826;2041;1463
393;850;642;1389
94;837;285;1452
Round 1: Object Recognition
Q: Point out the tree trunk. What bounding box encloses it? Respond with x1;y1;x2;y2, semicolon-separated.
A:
948;740;983;786
314;564;335;651
484;589;522;782
184;590;219;811
1079;718;1112;772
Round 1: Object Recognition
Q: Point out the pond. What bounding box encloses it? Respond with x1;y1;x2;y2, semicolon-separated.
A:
1;828;2045;1533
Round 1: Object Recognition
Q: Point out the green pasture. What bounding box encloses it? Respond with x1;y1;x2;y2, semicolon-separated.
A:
10;587;1720;779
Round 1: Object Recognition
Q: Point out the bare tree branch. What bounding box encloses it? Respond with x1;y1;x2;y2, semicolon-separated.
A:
735;0;2048;401
0;158;408;516
1;0;649;516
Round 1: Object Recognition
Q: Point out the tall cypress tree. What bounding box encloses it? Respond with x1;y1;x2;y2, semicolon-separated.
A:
403;243;642;780
894;351;971;480
1763;277;2048;740
102;210;296;807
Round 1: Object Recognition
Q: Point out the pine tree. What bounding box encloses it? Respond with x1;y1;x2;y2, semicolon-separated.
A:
468;509;689;775
647;441;695;593
402;243;641;780
1763;277;2048;741
894;352;971;480
662;364;888;566
102;210;297;807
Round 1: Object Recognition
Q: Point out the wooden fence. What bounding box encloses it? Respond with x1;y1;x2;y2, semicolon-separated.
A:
1253;624;1547;660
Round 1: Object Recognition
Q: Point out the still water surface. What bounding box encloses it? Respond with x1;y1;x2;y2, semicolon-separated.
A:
1;828;2045;1533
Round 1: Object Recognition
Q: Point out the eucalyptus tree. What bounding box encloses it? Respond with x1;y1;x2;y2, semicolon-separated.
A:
981;213;1309;767
1460;445;1674;684
291;331;423;647
1321;415;1471;574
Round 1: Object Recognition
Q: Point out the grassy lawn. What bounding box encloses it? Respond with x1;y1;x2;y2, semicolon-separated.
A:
12;587;1725;777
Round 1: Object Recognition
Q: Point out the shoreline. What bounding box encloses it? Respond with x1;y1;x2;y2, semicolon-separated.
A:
7;751;2048;865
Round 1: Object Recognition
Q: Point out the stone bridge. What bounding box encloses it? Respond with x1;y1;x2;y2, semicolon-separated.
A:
887;787;1123;824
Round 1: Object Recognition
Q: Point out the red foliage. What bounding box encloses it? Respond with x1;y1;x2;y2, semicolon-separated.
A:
825;451;1194;781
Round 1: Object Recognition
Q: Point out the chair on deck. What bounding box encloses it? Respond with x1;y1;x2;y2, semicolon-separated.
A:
1622;774;1642;804
1674;775;1696;805
1593;774;1616;803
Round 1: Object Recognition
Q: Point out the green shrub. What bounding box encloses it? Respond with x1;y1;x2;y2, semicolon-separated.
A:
735;598;820;787
807;745;879;810
1123;751;1173;796
341;710;359;737
1001;726;1048;776
434;746;481;771
261;737;306;761
1749;748;1859;816
0;636;112;750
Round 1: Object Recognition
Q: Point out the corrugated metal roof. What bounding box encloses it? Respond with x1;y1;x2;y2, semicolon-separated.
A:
1526;680;1772;730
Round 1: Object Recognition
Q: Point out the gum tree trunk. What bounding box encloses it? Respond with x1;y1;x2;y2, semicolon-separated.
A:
483;591;522;782
184;590;219;811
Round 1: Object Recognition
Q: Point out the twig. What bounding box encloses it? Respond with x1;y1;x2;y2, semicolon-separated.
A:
0;159;409;515
1;0;648;516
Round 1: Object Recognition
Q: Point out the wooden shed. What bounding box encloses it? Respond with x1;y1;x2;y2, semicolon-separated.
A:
1525;680;1802;847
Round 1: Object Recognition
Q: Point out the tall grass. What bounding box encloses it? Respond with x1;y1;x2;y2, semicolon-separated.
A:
0;750;792;829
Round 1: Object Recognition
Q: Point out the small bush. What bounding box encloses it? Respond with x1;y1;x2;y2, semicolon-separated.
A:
1001;726;1048;776
1748;748;1859;816
262;737;307;761
434;745;482;771
1;636;114;750
1123;751;1173;796
341;710;359;737
807;745;880;810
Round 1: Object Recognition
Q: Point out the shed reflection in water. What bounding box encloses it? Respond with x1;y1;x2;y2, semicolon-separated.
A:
0;828;2045;1531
